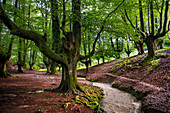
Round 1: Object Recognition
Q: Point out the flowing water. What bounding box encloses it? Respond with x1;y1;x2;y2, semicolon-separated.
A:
93;83;142;113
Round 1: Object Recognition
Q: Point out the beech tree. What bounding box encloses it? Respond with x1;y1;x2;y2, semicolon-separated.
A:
0;0;124;92
124;0;169;60
0;0;14;77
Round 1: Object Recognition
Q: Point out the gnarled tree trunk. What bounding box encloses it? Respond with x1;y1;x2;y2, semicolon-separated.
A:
57;60;83;93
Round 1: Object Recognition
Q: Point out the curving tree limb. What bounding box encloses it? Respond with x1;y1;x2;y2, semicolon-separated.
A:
0;3;65;65
80;0;125;60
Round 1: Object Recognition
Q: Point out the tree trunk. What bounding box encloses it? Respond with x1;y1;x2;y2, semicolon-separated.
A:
29;62;34;70
85;62;89;73
50;62;57;75
97;58;100;64
29;64;33;70
0;58;9;78
17;63;23;73
17;38;23;73
139;42;144;54
101;56;105;63
46;64;51;74
146;37;155;60
57;58;83;93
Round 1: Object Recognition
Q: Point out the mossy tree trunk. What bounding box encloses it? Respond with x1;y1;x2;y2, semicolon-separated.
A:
0;56;9;78
0;0;14;77
50;62;58;75
0;37;14;78
50;0;62;75
146;37;155;60
57;52;83;93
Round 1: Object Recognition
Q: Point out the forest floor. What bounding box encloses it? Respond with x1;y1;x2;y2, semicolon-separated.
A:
0;49;169;113
0;69;102;113
78;49;170;113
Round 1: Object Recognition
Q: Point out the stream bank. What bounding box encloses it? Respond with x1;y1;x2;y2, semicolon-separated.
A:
77;49;170;113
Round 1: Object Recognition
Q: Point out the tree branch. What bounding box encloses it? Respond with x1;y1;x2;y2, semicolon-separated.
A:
80;0;125;60
0;3;65;65
124;8;146;37
158;0;164;33
61;0;67;36
150;0;154;36
154;0;169;40
162;0;169;33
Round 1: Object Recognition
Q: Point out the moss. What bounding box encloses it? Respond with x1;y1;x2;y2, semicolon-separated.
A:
69;85;105;112
36;109;44;113
10;76;20;78
156;53;168;58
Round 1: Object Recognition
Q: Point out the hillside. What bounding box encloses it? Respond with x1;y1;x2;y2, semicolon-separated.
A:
78;49;170;113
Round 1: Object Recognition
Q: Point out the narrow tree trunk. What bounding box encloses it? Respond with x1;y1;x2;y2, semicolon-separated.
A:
23;40;28;69
97;58;100;64
46;64;51;74
134;42;141;55
18;63;23;73
0;59;9;78
146;37;155;60
139;42;144;54
50;62;57;75
85;62;89;73
29;63;34;70
101;56;105;63
17;40;23;73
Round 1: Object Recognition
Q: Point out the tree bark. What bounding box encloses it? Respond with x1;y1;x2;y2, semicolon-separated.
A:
97;58;100;64
57;56;83;93
0;37;14;77
139;42;144;54
50;62;57;75
17;38;24;73
146;37;155;59
0;57;9;78
29;63;34;70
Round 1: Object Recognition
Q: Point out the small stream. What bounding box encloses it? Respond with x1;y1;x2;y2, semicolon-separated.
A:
93;82;142;113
